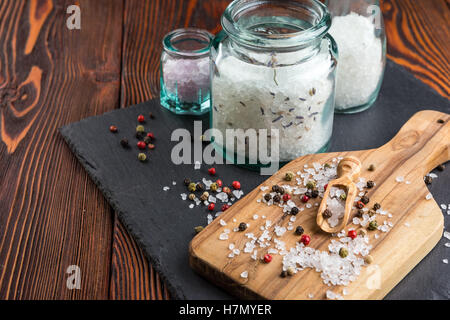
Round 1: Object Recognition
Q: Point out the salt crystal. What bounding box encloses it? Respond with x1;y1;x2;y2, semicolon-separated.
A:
444;231;450;240
253;214;259;220
406;181;411;185
189;204;194;209
441;204;447;210
395;176;404;183
163;186;170;191
229;243;235;250
308;293;314;299
443;259;448;264
260;186;269;192
219;233;229;240
425;193;432;200
404;222;410;227
429;173;438;178
240;271;248;278
180;193;187;200
220;219;227;226
444;243;450;248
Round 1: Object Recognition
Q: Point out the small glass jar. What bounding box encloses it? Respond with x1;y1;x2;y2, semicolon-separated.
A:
160;28;213;115
211;0;337;166
327;0;386;113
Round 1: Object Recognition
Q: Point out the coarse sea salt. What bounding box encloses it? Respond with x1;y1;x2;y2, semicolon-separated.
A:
443;259;448;264
425;193;432;200
240;271;248;279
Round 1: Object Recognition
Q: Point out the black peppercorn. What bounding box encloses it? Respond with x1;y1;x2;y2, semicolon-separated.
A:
437;119;445;124
437;164;445;171
272;185;280;193
273;195;281;203
356;209;364;218
278;187;285;195
366;180;375;189
424;176;433;185
149;112;155;119
120;138;129;148
360;194;370;205
290;207;299;215
295;226;304;236
238;222;247;231
305;191;312;198
264;194;272;202
311;189;319;198
135;131;145;140
322;209;332;219
196;183;205;192
373;203;381;210
280;270;288;278
184;178;191;186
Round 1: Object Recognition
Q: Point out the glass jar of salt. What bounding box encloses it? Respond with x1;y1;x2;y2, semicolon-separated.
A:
327;0;386;113
211;0;338;166
160;28;213;115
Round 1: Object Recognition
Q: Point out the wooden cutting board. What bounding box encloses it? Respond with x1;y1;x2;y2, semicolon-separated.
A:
189;110;449;300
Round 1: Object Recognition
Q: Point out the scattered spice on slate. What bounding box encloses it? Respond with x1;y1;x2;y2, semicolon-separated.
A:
368;164;376;171
366;180;375;189
339;247;348;258
194;226;204;234
348;229;357;239
223;186;231;195
287;267;295;276
137;114;145;123
437;164;445;171
136;125;145;133
200;192;209;201
364;255;374;264
368;220;378;231
437;119;445;124
424;175;433;185
273;194;281;203
138;153;147;162
300;234;311;246
120;138;129;148
264;254;273;263
280;270;288;278
264;194;272;202
210;182;218;192
283;194;291;202
188;193;196;201
295;226;304;236
322;209;332;219
232;181;241;190
196;183;205;192
109;125;118;133
238;222;247;231
183;178;191;186
311;189;319;198
284;171;294;181
137;141;146;150
208;203;215;211
188;182;196;192
356;201;365;209
290;207;299;215
208;168;216;175
373;203;381;210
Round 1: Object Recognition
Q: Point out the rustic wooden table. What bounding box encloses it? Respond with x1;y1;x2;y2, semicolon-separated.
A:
0;0;448;299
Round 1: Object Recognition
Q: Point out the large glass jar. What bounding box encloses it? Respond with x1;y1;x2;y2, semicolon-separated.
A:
211;0;337;167
327;0;386;113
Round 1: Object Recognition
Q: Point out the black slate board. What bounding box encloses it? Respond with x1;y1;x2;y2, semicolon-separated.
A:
60;60;450;300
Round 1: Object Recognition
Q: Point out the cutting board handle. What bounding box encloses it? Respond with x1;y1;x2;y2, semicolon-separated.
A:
382;110;450;176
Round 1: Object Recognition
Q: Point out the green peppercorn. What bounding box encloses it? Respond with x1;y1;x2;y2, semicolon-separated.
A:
194;226;204;234
368;209;376;217
364;255;374;264
311;189;319;198
210;182;218;192
120;138;129;148
138;153;147;162
273;194;281;203
322;209;332;219
366;180;375;189
290;207;299;215
339;193;347;201
295;226;304;236
188;193;196;201
373;203;381;210
184;178;191;186
188;182;196;192
368;220;378;231
424;176;433;185
264;194;272;202
200;192;209;201
339;247;348;258
368;164;376;171
196;183;205;192
136;125;145;133
324;163;331;169
306;180;316;190
284;171;294;181
358;229;368;237
238;222;247;231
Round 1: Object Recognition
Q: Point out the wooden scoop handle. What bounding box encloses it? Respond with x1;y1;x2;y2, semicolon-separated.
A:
316;156;362;233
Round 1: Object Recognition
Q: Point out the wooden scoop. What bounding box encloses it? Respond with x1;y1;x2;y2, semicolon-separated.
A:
316;156;362;233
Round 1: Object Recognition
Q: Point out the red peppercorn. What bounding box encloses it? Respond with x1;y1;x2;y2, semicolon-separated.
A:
324;184;328;191
208;168;216;175
208;203;215;211
216;179;223;187
109;125;118;133
356;201;365;209
232;181;241;190
348;229;357;240
301;195;310;203
137;115;145;123
221;204;230;211
137;141;146;149
283;194;291;202
148;143;155;150
300;234;311;246
147;132;154;139
263;254;272;263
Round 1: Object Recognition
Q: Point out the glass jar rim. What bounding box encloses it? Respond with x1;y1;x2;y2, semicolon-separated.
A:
163;28;214;57
221;0;331;49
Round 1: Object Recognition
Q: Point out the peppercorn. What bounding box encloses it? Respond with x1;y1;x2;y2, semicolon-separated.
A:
301;195;310;203
148;112;155;119
147;132;155;139
305;191;312;198
216;179;223;187
196;183;205;192
364;255;374;264
137;114;145;123
339;193;347;201
137;141;147;149
280;270;288;278
356;201;365;209
194;226;204;234
143;136;152;145
136;125;145;133
272;185;280;193
290;207;299;215
238;222;247;231
437;119;445;124
278;187;285;195
360;194;370;205
148;143;155;150
120;138;129;148
424;175;433;185
306;180;316;190
210;182;218;192
188;193;196;201
355;209;364;218
322;209;332;219
368;209;376;217
282;194;291;202
368;220;378;231
200;192;209;201
358;229;368;237
373;203;381;210
232;181;241;190
300;234;311;246
273;194;281;203
208;168;216;175
135;131;145;140
263;254;272;263
183;178;191;186
348;229;357;239
284;171;294;181
368;164;376;171
311;189;319;198
188;182;196;192
339;247;348;258
366;180;375;189
222;204;230;211
223;186;231;195
109;125;118;133
324;163;331;169
208;203;215;211
437;164;445;171
137;153;147;162
287;267;295;276
263;194;272;202
295;226;304;236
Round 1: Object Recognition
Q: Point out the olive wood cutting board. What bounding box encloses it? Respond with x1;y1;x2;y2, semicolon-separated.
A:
189;110;450;300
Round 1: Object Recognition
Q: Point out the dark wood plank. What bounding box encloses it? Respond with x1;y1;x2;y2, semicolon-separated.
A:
382;0;450;98
0;0;123;299
109;0;229;300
